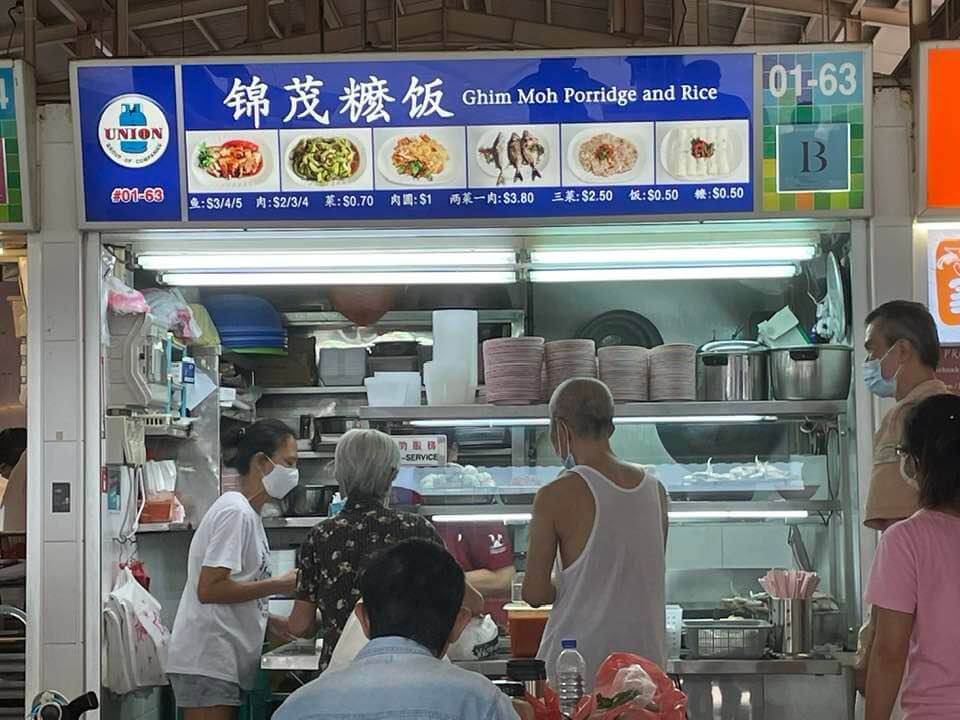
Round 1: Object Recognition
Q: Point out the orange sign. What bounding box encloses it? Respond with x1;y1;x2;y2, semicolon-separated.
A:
926;48;960;209
933;235;960;327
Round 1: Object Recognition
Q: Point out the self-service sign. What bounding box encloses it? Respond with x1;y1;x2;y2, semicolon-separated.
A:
394;435;447;467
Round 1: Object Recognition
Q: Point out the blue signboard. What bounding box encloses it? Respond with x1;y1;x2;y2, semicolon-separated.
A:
72;52;758;226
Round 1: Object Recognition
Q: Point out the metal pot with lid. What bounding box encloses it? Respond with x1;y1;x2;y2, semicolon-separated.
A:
769;345;852;400
696;340;770;401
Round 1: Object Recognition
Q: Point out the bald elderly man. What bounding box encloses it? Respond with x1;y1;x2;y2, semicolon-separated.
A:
523;378;669;685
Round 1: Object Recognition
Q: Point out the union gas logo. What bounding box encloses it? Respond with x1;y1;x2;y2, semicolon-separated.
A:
98;94;170;168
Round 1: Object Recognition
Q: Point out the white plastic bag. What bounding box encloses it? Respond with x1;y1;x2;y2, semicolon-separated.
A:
102;566;170;694
446;615;499;661
143;288;202;340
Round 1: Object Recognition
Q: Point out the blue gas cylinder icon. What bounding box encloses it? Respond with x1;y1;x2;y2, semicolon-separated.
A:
119;103;147;154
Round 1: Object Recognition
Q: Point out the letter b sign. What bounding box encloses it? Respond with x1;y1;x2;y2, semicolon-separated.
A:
777;123;850;192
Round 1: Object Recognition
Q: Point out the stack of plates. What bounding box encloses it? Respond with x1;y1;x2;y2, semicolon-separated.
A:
545;339;597;399
649;344;697;401
204;294;289;353
598;346;650;402
483;337;545;405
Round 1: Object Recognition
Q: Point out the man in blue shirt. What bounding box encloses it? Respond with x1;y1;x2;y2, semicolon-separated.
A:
274;539;517;720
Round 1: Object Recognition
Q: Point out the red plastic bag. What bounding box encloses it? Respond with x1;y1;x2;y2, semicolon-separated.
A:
526;685;562;720
571;653;687;720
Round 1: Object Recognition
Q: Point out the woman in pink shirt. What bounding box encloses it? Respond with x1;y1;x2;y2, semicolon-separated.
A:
865;393;960;720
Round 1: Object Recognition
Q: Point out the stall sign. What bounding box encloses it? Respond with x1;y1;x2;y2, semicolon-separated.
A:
394;435;447;467
72;47;871;228
760;50;868;214
0;62;35;229
928;228;960;343
936;346;960;394
917;43;960;217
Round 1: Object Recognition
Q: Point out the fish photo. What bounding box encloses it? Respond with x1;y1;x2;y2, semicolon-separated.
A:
469;125;560;189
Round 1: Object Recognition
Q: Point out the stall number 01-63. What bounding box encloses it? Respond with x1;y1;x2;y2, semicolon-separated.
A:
768;62;857;99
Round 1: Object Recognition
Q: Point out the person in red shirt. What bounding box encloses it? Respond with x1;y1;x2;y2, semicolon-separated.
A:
437;521;515;628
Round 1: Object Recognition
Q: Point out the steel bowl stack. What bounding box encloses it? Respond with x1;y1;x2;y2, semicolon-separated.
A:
482;337;546;405
544;339;598;399
649;344;697;401
598;346;650;402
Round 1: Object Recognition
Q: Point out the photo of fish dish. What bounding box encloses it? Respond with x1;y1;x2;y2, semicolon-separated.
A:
197;139;263;179
577;132;639;178
478;130;546;185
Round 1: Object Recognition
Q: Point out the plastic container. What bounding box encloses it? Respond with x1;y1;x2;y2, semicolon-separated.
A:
372;371;422;406
556;639;586;718
433;310;478;388
320;348;367;386
505;603;551;658
6;297;26;338
665;604;683;659
423;360;474;405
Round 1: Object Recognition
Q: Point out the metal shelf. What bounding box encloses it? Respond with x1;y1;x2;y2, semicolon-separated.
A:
358;400;847;423
138;522;192;533
282;309;524;329
417;499;841;519
298;451;334;460
262;516;327;529
259;386;366;396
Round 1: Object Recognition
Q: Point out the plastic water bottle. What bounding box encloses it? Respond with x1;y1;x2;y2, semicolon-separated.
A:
556;639;586;719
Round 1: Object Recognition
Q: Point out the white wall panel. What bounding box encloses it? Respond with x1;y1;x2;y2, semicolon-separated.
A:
42;441;81;543
40;242;80;341
42;341;81;442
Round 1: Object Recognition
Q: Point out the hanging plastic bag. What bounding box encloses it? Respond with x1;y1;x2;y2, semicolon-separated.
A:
102;566;171;694
142;289;202;341
571;653;687;720
105;275;149;316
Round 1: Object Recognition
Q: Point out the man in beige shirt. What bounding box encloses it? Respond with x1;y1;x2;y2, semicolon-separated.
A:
0;428;26;535
862;301;947;531
857;301;948;703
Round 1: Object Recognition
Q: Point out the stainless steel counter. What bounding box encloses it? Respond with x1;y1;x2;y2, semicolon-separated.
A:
261;640;322;672
454;654;844;677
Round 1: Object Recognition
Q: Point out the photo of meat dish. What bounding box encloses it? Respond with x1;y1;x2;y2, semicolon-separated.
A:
576;132;639;178
197;139;264;179
478;130;546;185
390;134;449;181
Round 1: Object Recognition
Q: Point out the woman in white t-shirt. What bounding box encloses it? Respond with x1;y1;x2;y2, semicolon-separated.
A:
167;419;301;720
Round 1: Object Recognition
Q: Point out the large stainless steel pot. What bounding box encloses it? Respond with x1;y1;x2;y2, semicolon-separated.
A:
696;340;770;401
769;345;852;400
284;485;335;517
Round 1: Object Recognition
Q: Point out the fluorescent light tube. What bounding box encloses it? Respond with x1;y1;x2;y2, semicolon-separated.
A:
431;513;533;523
140;250;516;271
408;415;777;428
429;510;808;522
529;265;799;283
668;510;809;520
531;245;816;265
159;270;517;286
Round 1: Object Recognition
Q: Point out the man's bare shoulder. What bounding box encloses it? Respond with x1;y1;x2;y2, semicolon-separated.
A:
535;470;589;505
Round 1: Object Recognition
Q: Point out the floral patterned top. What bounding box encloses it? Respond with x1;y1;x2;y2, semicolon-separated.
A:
296;495;442;671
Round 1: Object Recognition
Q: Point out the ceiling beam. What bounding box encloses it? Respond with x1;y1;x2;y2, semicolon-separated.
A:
325;0;343;28
268;8;283;37
733;6;752;42
48;0;87;31
193;17;222;49
712;0;908;25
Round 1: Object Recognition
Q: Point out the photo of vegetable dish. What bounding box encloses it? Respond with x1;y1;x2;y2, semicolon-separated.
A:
478;130;546;185
391;134;449;180
197;139;263;179
289;136;361;184
577;132;638;178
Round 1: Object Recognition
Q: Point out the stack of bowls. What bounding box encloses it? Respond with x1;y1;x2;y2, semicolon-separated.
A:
483;337;545;405
649;344;697;401
598;346;650;401
204;294;288;355
545;339;597;399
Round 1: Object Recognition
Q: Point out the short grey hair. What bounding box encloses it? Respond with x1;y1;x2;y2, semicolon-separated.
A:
334;429;400;500
549;378;615;439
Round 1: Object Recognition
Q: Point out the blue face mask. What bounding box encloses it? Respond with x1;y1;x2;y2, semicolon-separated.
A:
863;345;898;398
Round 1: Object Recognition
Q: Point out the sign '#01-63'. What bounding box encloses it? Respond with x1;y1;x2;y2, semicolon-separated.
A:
70;47;870;227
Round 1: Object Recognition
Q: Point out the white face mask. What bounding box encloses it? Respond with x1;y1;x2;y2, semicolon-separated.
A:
262;456;300;499
555;421;576;470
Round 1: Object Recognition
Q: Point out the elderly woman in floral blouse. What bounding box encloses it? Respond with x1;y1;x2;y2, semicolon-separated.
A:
288;428;481;671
